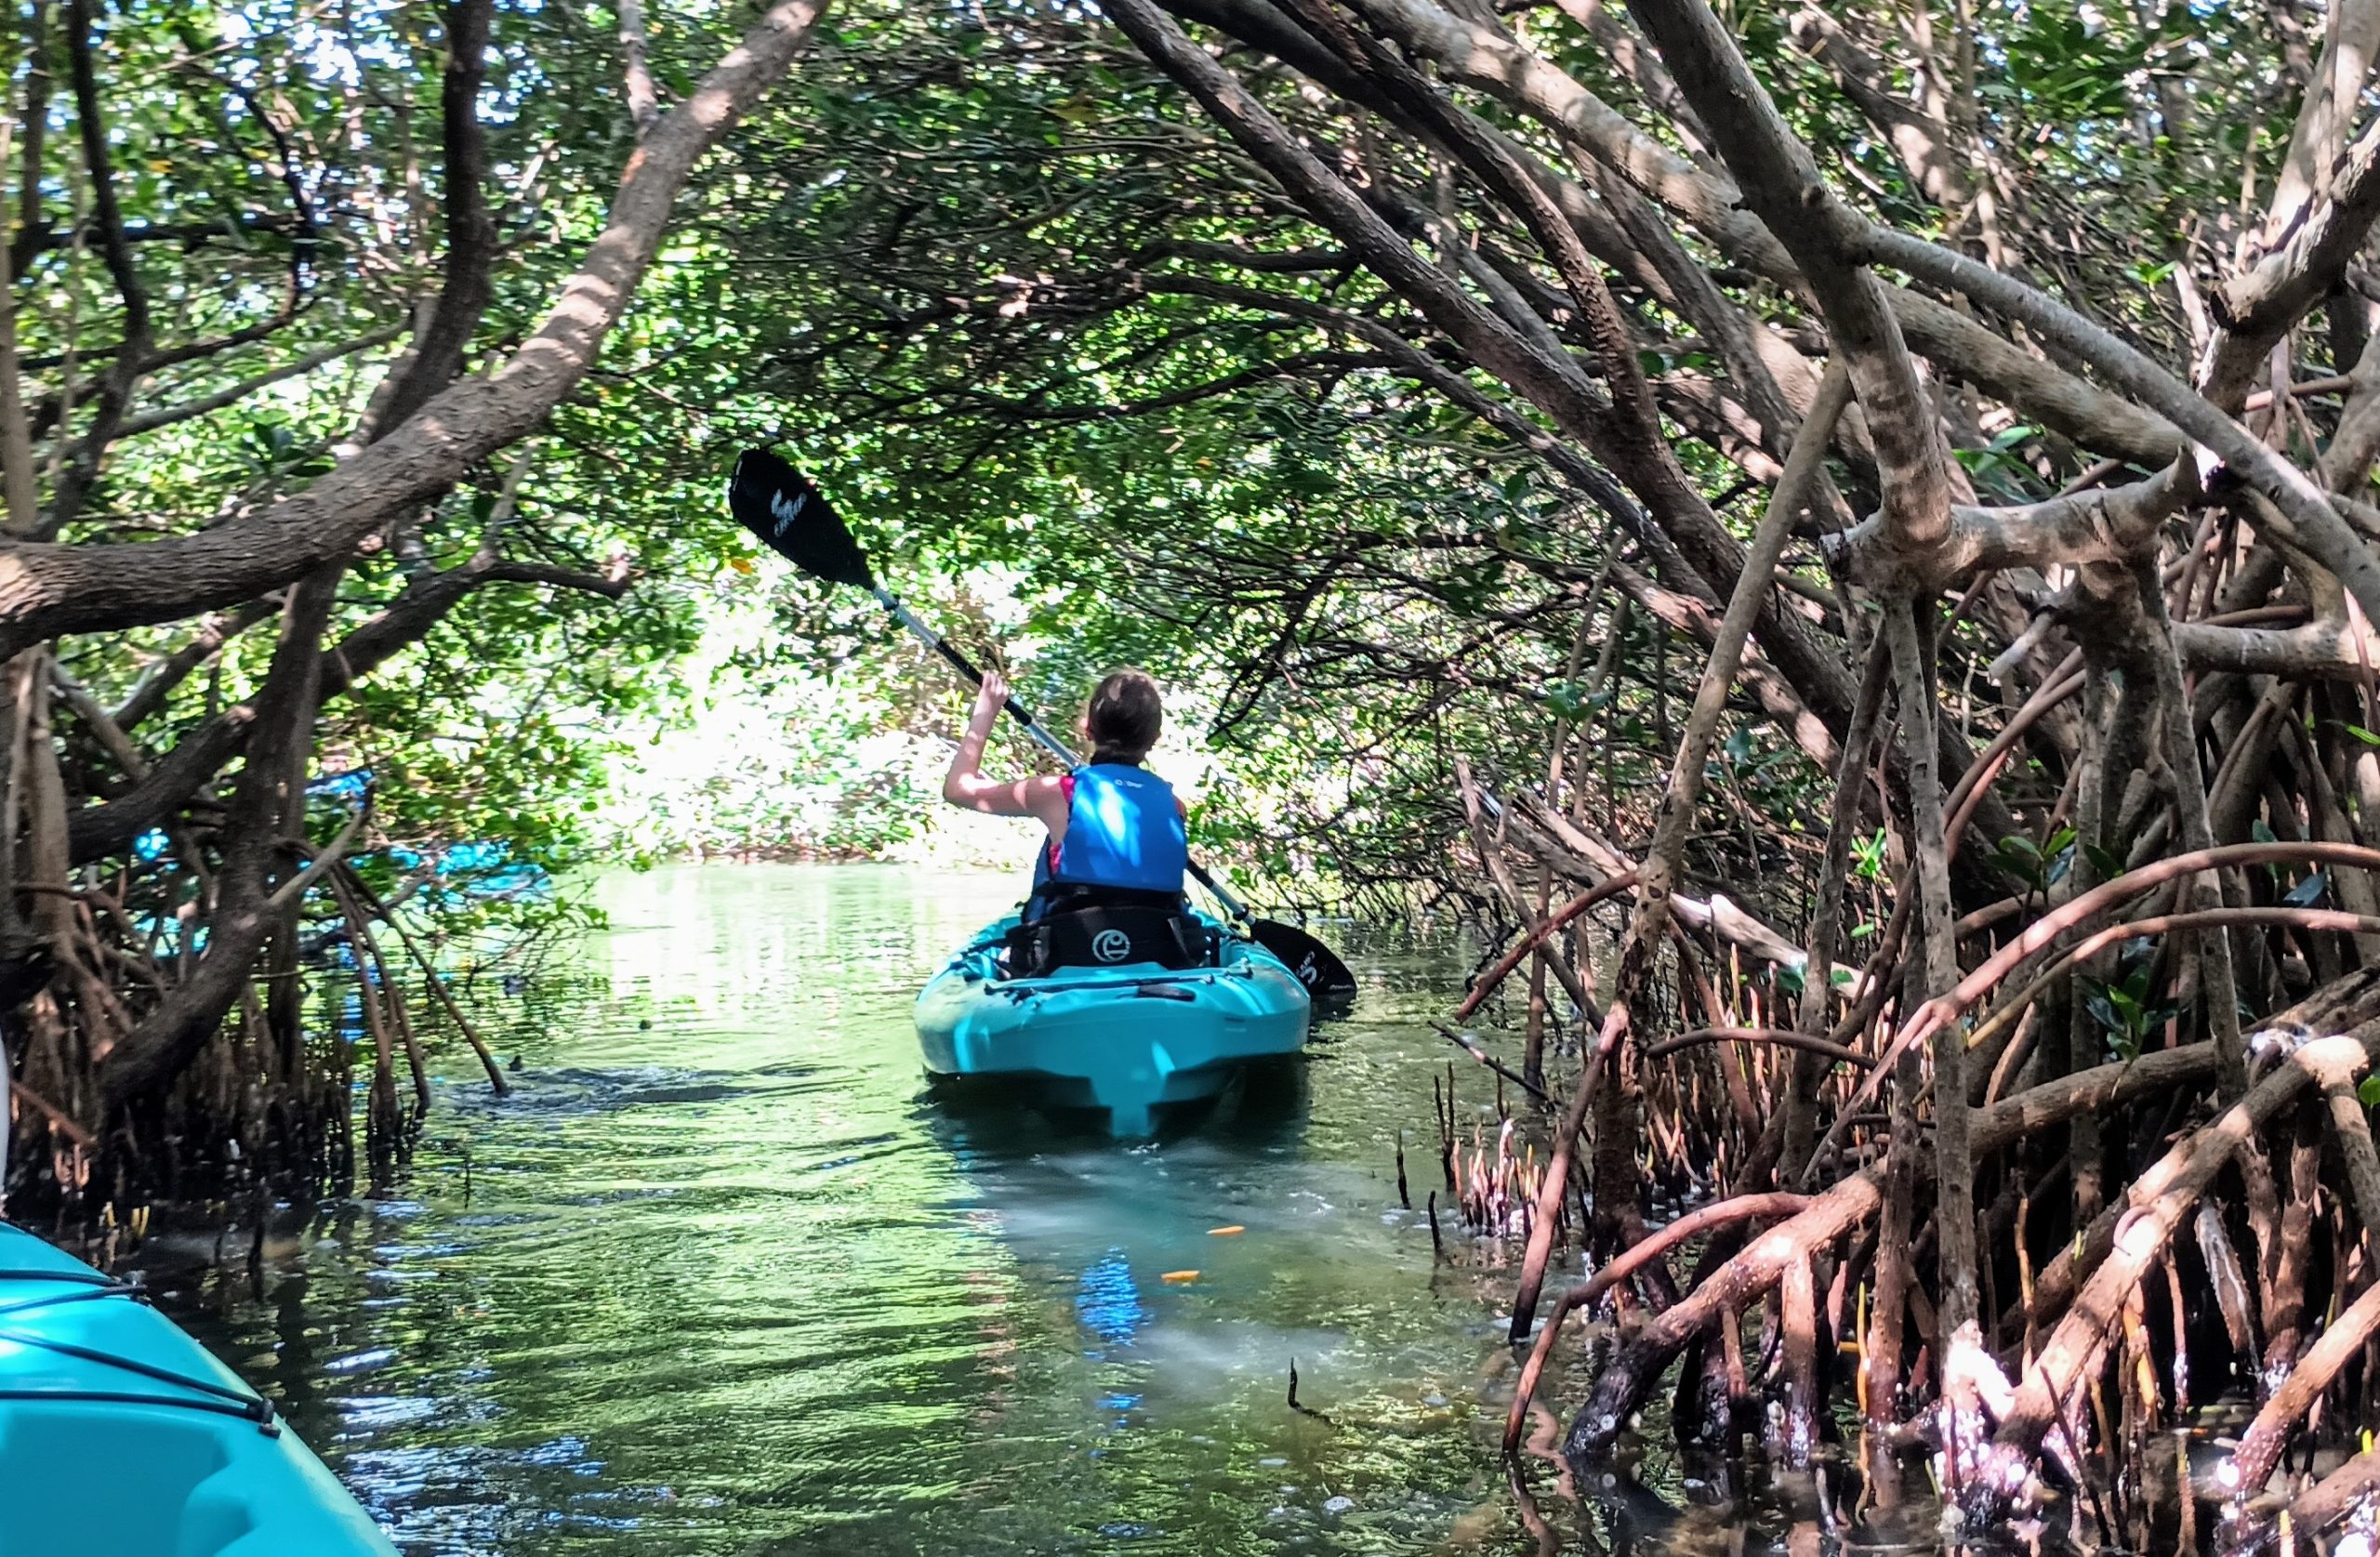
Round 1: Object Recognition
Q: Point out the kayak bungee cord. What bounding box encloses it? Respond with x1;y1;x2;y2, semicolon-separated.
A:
0;1260;280;1432
0;1266;120;1290
0;1322;279;1432
0;1271;142;1318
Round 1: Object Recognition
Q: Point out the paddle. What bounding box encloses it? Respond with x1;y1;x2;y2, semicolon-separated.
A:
728;447;1357;1004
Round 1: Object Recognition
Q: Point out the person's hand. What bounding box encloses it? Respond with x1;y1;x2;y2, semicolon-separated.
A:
970;671;1009;731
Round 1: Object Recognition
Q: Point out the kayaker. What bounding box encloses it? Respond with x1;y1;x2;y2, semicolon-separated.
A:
942;667;1189;919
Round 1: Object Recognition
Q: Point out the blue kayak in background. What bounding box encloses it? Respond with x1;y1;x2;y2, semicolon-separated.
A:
0;1222;394;1554
915;910;1313;1136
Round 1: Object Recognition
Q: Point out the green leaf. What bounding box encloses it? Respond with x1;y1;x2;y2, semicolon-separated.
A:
2284;871;2329;908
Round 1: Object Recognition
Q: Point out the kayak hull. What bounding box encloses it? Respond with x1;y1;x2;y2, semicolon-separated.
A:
916;914;1313;1135
0;1223;395;1555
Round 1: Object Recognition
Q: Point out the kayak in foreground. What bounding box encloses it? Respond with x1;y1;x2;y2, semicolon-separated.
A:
916;905;1313;1136
0;1222;395;1555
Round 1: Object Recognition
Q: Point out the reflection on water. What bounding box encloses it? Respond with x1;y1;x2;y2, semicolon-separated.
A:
127;864;1896;1555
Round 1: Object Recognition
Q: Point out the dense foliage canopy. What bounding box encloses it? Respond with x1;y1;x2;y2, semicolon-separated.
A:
27;0;2380;1539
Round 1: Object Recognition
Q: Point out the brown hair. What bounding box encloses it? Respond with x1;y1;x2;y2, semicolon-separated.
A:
1086;668;1164;764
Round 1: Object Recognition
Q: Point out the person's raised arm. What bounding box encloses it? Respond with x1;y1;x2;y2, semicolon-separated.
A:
942;671;1069;827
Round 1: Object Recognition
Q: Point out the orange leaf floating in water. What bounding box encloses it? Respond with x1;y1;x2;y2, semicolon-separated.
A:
729;556;756;575
1160;1270;1200;1284
1208;1225;1245;1236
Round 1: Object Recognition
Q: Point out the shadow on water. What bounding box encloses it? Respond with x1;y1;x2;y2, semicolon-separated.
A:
118;864;1948;1556
926;1053;1314;1152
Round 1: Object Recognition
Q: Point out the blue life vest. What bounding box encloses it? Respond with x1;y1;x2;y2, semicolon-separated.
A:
1046;763;1187;894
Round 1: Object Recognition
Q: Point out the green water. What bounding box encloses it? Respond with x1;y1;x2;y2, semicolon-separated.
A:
130;864;1831;1555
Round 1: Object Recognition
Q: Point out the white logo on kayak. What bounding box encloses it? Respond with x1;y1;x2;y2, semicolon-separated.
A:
771;488;807;537
1091;929;1131;963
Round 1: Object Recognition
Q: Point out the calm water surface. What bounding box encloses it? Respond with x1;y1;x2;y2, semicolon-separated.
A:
131;864;1847;1555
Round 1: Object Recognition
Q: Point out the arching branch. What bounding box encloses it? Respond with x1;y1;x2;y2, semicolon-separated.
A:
0;0;830;654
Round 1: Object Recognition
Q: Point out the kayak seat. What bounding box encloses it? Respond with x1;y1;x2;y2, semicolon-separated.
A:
1002;904;1216;978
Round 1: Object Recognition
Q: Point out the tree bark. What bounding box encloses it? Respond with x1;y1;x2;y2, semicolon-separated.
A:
366;0;497;438
99;562;343;1102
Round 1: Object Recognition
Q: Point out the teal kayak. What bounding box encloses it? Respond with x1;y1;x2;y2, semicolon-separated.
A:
0;1222;395;1554
916;910;1312;1135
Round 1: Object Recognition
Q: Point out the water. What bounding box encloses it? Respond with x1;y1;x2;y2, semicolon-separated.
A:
128;864;1834;1555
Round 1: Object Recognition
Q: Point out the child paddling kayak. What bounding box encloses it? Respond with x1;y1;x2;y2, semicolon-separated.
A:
941;668;1190;922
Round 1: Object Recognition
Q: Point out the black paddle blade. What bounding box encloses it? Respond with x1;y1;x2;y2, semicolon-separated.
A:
728;448;876;590
1248;918;1357;1008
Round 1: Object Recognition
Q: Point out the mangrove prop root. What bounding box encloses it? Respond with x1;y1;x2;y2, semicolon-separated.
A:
2241;1443;2380;1557
1784;632;1891;1176
2225;1276;2380;1501
338;863;510;1095
1455;756;1603;1026
1503;1190;1810;1453
2326;1069;2380;1248
1775;1252;1821;1466
1974;1022;2380;1512
1640;1027;1872;1070
1452;872;1638;1023
1560;1035;2227;1459
1816;840;2380;1171
1500;363;1853;1341
1960;906;2380;1092
1506;1001;1625;1343
1434;1021;1554;1104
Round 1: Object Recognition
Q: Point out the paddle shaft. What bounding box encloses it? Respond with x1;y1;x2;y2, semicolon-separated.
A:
868;587;1257;922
